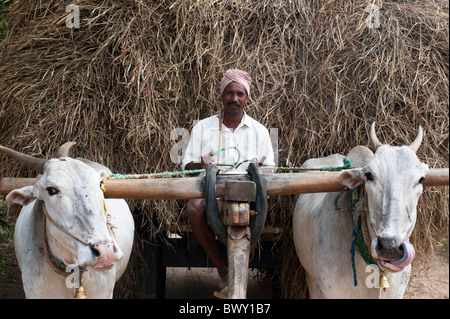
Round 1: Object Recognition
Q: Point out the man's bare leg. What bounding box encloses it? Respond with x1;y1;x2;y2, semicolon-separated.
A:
186;198;228;288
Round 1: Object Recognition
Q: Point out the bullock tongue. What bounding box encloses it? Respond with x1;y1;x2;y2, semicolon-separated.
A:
378;241;415;272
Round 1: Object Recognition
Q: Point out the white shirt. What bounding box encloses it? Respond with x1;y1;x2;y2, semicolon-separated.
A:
182;112;275;174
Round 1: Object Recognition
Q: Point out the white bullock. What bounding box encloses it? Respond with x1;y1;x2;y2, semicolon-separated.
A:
0;143;134;299
293;123;428;298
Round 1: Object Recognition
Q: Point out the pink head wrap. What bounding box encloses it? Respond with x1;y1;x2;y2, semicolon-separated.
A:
220;69;251;96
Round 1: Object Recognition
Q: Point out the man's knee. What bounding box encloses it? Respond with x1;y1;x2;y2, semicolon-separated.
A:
186;199;205;221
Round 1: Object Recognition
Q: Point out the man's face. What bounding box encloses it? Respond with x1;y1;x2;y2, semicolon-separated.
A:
221;82;248;116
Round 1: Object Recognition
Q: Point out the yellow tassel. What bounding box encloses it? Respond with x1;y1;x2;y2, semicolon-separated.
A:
379;273;390;289
74;286;88;299
101;177;108;213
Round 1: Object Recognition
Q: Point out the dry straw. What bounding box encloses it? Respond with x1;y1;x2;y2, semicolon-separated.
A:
0;0;448;298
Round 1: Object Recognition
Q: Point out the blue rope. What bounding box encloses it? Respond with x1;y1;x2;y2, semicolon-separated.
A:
336;186;377;286
334;157;374;287
334;187;361;287
350;219;358;286
349;187;361;286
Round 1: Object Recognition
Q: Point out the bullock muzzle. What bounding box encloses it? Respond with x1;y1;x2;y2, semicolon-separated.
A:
90;240;122;269
375;237;415;272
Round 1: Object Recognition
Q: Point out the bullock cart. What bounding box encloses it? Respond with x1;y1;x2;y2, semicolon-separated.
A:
1;166;448;299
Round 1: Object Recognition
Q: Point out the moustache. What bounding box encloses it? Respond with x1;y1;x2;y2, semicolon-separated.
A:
227;101;241;107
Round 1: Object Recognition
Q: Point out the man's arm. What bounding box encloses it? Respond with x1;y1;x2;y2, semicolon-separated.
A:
182;122;202;170
185;152;213;170
182;122;215;171
184;161;204;170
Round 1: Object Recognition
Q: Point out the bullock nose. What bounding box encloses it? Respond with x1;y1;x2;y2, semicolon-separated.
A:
376;237;404;260
90;241;121;267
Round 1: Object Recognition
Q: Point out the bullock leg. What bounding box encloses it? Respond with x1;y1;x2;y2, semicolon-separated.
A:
227;226;251;299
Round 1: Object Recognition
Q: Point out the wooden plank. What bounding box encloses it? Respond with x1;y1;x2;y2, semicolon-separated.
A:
227;226;251;299
104;177;205;200
103;172;344;199
225;181;256;202
0;178;39;196
0;168;448;199
422;168;449;187
91;168;450;199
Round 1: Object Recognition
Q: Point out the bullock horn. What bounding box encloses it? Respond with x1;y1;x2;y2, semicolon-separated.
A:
408;126;423;153
0;145;46;173
56;141;76;158
369;122;382;149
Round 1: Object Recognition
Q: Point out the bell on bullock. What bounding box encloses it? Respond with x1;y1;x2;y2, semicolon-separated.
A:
74;286;88;299
379;273;390;289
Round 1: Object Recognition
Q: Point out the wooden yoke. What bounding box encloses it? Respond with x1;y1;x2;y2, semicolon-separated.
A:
1;169;447;199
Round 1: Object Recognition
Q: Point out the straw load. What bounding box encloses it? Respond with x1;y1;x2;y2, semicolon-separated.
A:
0;0;448;297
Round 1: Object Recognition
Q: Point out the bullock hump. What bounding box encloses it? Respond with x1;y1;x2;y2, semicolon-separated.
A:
302;154;346;169
346;146;374;168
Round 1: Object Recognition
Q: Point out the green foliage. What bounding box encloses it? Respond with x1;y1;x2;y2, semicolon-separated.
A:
0;0;13;39
0;254;7;271
0;0;13;21
0;196;13;272
0;197;14;242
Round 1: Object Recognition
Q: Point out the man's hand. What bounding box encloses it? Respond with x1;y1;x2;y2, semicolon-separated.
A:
251;156;266;166
201;152;214;166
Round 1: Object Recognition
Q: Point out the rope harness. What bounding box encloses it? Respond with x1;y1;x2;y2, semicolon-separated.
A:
43;204;91;247
334;173;388;288
41;207;84;277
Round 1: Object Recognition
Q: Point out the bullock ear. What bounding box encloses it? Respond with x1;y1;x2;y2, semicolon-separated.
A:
338;169;364;189
6;185;36;206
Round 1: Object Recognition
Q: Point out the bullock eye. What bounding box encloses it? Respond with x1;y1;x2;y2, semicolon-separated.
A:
46;187;60;196
364;172;374;181
418;176;426;184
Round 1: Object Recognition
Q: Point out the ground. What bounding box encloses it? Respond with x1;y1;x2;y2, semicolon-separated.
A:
404;254;449;299
0;241;448;299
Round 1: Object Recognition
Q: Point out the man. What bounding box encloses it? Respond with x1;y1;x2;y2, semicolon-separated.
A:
182;69;275;294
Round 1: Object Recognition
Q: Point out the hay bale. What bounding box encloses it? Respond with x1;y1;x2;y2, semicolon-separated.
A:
0;0;448;298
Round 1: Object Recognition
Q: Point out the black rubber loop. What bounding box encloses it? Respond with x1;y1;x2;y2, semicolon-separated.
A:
204;164;227;245
247;162;268;244
204;163;268;245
